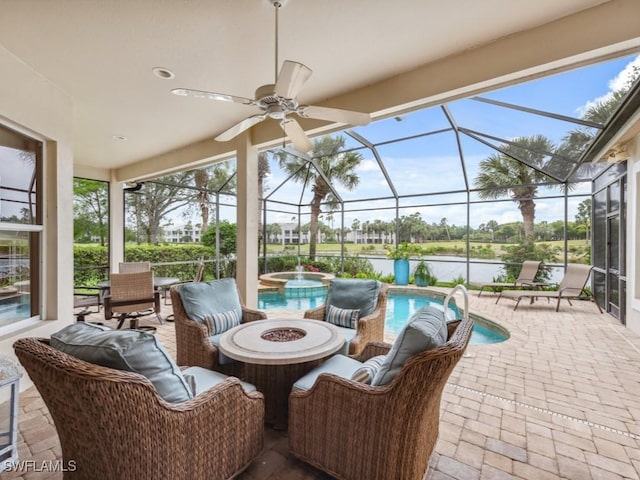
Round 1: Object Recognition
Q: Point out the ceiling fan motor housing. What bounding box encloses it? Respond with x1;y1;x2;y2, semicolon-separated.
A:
255;84;298;119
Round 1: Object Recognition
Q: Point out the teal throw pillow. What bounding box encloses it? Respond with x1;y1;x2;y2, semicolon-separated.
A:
351;355;386;384
325;279;381;318
204;309;240;335
50;322;193;403
372;306;447;386
326;304;360;329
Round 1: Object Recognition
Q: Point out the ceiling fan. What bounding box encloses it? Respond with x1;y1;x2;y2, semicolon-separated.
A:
171;0;371;153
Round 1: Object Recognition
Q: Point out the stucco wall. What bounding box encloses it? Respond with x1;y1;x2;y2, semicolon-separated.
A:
0;45;75;391
627;134;640;335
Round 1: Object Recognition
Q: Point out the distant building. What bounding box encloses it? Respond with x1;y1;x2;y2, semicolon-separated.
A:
164;225;202;243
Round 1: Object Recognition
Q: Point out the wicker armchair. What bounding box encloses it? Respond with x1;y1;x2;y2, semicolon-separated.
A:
170;281;267;376
288;315;474;480
13;337;264;480
304;281;388;355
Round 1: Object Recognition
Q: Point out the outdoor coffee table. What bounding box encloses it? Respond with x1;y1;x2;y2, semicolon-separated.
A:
219;318;345;429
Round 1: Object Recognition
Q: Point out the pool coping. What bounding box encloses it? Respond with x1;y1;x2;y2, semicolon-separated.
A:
259;271;335;293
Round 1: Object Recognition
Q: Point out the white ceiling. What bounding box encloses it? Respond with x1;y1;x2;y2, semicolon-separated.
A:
0;0;627;174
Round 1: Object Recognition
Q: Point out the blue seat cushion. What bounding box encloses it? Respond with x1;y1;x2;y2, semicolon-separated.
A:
325;279;381;318
332;325;357;355
50;322;192;403
176;279;242;331
292;354;363;392
181;366;257;394
372;306;447;386
210;333;236;365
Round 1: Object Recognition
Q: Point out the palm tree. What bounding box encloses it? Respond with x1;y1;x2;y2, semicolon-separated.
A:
474;135;557;241
276;135;363;259
193;168;209;231
558;70;638;165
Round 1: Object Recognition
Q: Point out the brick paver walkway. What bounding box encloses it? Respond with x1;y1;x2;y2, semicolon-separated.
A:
3;286;639;479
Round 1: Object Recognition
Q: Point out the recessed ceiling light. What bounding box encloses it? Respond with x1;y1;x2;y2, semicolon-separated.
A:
152;67;175;79
113;135;127;141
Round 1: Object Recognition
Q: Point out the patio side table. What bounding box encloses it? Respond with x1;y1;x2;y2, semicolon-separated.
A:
0;356;21;472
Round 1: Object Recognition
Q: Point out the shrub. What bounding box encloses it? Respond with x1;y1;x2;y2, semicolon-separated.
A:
500;241;559;282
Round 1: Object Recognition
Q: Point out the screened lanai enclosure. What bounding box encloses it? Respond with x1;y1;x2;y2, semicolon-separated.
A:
112;53;640;325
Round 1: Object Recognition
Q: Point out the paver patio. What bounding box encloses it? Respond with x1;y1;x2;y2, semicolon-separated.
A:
3;286;639;479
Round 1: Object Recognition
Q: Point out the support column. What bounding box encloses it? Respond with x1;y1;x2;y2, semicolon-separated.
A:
109;176;125;273
235;133;259;308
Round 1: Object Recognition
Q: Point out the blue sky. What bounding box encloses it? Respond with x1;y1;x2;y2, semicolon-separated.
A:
172;53;640;230
258;53;640;230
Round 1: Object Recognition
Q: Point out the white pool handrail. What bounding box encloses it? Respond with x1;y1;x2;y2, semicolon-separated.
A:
444;285;469;321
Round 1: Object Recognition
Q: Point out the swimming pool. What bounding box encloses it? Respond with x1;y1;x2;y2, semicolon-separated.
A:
258;288;509;345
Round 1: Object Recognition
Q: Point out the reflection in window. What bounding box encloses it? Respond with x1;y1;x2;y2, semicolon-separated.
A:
0;124;41;327
0;230;35;326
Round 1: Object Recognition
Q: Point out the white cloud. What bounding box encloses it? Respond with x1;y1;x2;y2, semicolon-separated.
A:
579;54;640;115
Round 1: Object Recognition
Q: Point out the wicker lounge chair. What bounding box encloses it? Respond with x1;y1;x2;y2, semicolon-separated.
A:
496;263;603;312
13;337;264;480
170;279;267;376
477;260;541;296
288;315;474;480
304;279;388;355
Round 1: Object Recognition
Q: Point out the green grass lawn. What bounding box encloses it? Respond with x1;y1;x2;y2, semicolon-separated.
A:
265;239;589;261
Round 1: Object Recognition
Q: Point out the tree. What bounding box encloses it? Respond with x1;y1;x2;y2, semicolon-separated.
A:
557;68;639;169
351;218;360;243
474;135;558;241
125;173;193;244
266;223;282;243
193;168;210;232
201;220;237;256
486;220;499;242
73;179;108;245
276;135;363;259
575;198;591;241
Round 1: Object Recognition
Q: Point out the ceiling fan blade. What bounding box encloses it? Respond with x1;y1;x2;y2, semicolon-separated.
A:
297;105;371;126
274;60;312;99
215;114;267;142
172;88;256;106
280;118;313;153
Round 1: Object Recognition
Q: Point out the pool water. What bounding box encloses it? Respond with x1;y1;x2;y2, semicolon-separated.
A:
258;289;507;345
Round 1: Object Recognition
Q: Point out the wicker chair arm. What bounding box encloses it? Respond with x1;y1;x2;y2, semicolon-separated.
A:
303;304;326;320
352;341;392;362
242;306;268;322
348;304;385;355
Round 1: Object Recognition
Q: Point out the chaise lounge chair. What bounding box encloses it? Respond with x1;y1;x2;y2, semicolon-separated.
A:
478;260;541;296
496;263;603;312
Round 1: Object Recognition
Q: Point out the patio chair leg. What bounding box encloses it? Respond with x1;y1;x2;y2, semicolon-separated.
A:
495;294;502;304
116;314;126;329
556;298;561;312
593;295;603;314
513;299;521;311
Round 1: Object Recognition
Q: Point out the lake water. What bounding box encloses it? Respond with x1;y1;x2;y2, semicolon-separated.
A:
366;255;565;284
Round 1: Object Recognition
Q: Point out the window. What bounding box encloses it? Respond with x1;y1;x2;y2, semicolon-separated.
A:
0;124;42;328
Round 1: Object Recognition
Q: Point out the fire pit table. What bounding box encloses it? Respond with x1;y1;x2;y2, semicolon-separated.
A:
219;318;345;429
